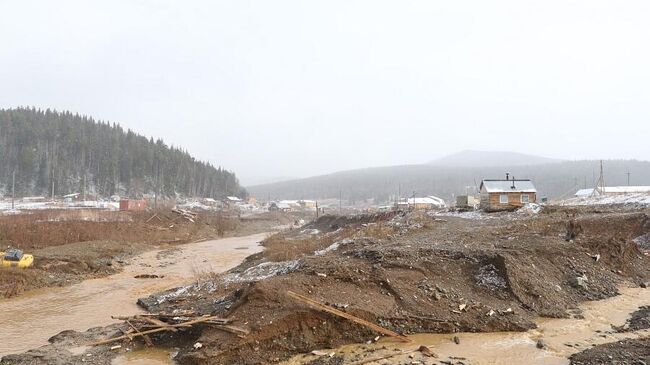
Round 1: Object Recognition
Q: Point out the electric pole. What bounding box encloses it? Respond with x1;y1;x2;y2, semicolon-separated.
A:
11;169;16;210
339;189;342;214
626;171;631;186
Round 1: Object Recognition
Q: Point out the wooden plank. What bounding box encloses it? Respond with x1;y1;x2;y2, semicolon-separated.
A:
286;291;411;343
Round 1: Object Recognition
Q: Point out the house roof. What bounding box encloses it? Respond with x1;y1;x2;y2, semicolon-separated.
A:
402;196;447;207
480;179;537;193
575;186;650;196
226;196;242;201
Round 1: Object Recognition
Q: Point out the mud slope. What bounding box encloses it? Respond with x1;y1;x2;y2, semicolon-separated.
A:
130;210;650;365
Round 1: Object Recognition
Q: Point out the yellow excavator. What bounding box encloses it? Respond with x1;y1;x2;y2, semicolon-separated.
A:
1;249;34;269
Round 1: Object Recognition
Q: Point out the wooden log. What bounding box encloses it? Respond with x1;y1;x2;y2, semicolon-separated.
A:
91;315;225;346
141;317;178;332
145;214;158;223
126;319;154;347
286;291;411;343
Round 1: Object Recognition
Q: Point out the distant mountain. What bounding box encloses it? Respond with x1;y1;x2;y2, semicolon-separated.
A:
243;176;297;187
248;158;650;204
430;150;562;167
0;107;245;198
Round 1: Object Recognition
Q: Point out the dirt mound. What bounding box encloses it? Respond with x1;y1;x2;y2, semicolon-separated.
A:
130;211;650;365
303;212;401;233
570;337;650;365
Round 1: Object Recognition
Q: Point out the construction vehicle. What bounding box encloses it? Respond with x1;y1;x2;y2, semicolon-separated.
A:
1;249;34;269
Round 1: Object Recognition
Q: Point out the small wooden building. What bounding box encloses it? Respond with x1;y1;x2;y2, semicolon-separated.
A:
479;178;537;212
119;199;148;211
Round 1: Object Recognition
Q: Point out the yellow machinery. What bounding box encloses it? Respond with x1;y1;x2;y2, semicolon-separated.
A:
1;249;34;269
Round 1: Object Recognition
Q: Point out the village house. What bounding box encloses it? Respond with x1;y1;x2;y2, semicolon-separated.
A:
396;196;446;210
479;175;537;212
119;199;148;211
575;186;650;196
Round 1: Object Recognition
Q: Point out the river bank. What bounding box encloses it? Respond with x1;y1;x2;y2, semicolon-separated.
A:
0;232;267;358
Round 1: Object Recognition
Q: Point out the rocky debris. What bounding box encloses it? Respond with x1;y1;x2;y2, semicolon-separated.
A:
570;337;650;365
617;306;650;332
475;263;508;290
571;274;589;290
6;207;650;365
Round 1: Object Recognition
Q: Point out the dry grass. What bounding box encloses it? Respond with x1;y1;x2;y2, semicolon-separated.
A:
0;209;242;250
261;221;398;262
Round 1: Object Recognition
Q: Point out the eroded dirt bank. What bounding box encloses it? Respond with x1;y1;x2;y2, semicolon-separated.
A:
0;210;295;298
3;208;650;365
130;208;650;365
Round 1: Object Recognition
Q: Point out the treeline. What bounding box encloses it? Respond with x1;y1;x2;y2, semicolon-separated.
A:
0;107;245;199
248;160;650;203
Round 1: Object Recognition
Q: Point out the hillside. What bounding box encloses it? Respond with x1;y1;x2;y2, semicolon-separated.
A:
0;107;245;199
430;150;562;167
247;159;650;203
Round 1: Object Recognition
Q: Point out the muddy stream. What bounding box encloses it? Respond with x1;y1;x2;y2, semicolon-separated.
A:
118;285;649;365
0;233;267;357
2;232;649;364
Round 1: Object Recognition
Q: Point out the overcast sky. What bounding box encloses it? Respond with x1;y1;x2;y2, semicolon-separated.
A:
1;1;649;185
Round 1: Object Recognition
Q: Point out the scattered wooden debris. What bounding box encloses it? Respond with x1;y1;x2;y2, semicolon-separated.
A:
92;313;246;346
172;208;197;222
286;291;411;343
346;348;421;365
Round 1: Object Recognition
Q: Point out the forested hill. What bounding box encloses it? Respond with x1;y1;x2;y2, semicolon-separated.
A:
0;107;245;199
247;159;650;203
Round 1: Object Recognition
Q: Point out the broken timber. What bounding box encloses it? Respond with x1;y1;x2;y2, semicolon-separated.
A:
286;291;411;343
93;314;247;346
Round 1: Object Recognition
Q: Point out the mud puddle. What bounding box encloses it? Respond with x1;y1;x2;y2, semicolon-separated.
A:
0;233;267;357
284;285;650;365
111;348;177;365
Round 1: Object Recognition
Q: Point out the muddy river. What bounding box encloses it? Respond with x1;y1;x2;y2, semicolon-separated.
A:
115;285;650;365
0;233;267;357
3;232;649;364
283;285;650;365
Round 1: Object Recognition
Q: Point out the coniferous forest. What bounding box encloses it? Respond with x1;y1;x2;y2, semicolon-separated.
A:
0;107;246;199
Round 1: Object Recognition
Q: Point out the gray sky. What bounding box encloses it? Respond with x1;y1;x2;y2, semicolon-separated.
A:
1;1;649;185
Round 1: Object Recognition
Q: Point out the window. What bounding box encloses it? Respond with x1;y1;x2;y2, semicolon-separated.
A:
521;194;530;203
499;194;508;204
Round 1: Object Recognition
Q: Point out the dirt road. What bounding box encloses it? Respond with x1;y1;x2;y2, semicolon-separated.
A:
0;233;266;357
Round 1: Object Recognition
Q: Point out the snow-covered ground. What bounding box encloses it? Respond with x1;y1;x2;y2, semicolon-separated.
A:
0;200;119;214
558;193;650;207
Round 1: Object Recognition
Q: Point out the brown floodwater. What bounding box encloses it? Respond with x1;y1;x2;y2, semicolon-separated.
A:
111;347;176;365
0;233;267;357
283;285;650;365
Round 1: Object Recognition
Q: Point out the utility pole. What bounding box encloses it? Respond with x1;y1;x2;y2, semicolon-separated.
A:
593;160;605;196
315;201;319;218
82;173;87;202
339;189;342;215
626;171;631;186
11;169;16;210
51;171;55;201
398;184;401;209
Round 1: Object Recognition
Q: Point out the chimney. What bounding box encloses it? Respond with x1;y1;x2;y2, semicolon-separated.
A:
505;173;510;180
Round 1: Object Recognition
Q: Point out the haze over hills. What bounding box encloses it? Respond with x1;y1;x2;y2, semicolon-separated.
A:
0;107;245;199
430;150;562;167
247;153;650;204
